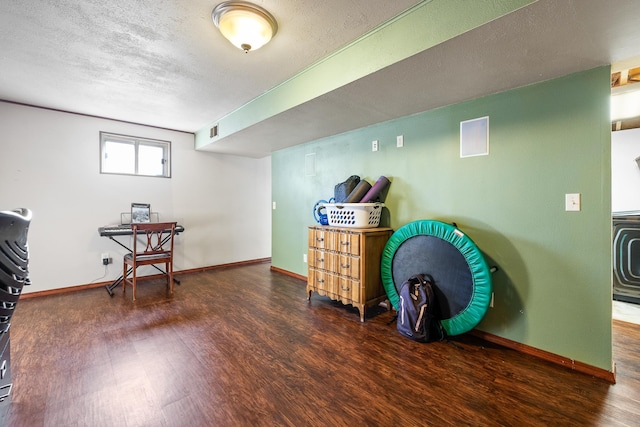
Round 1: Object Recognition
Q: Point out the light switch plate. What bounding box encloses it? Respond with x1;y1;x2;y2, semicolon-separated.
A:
565;193;581;211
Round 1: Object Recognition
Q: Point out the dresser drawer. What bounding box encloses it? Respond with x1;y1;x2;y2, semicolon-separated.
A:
308;268;326;291
335;231;360;255
337;254;360;279
337;276;360;303
309;269;341;298
308;248;336;271
309;228;337;251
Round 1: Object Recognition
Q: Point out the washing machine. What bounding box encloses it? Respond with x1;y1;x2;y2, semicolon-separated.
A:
613;211;640;304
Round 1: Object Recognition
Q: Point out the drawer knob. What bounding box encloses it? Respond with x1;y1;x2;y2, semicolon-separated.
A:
341;285;350;291
340;241;349;246
316;237;324;242
341;263;350;268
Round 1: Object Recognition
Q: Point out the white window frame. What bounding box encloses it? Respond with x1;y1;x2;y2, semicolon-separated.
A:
100;132;171;178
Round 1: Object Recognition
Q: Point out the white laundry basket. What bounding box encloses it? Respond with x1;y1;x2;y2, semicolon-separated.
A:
323;203;384;228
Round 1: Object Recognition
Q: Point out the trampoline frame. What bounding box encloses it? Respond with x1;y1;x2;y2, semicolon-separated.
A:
381;220;492;336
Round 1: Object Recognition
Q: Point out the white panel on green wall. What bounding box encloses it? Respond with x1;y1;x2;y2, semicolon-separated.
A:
460;116;489;158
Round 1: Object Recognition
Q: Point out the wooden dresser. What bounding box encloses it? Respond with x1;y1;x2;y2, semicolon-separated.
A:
307;226;393;322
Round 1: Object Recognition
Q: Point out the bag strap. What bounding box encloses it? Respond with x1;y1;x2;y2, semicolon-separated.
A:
387;313;398;325
407;273;434;287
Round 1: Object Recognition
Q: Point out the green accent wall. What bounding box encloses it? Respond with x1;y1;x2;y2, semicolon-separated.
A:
196;0;534;149
272;66;613;372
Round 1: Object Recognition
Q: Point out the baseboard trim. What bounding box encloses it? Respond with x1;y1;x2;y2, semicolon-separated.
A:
269;265;307;281
19;258;272;300
468;329;616;384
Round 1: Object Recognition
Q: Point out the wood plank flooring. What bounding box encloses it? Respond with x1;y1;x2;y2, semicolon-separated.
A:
4;261;640;426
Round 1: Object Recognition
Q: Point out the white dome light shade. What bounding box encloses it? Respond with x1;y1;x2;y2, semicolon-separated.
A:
212;2;278;53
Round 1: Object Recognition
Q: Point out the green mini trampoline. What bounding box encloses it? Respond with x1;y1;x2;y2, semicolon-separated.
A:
381;220;492;336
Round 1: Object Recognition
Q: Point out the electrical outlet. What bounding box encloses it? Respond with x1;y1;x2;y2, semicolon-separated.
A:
272;201;276;210
490;292;494;308
101;253;111;265
372;140;379;152
397;135;404;148
303;254;307;263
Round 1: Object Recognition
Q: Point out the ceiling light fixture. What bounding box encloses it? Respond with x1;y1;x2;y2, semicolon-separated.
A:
212;1;278;53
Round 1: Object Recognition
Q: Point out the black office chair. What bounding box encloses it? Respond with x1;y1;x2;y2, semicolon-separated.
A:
0;208;32;332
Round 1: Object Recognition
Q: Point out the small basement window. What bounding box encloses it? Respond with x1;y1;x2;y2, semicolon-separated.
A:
100;132;171;177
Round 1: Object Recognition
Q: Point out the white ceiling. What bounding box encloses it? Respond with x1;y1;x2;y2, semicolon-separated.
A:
2;0;640;157
0;0;417;131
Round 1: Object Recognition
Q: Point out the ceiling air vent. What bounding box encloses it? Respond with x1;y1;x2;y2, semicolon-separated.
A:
210;124;219;138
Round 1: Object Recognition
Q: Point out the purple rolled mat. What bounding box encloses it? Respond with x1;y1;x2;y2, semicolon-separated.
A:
360;176;390;202
344;180;372;203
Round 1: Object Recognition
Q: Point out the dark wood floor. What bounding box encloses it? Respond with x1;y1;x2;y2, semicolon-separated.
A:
4;262;640;426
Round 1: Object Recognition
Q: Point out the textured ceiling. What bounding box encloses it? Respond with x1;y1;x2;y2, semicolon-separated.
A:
0;0;418;132
2;0;640;157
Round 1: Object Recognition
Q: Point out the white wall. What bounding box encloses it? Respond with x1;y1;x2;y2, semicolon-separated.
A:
612;127;640;213
0;102;271;293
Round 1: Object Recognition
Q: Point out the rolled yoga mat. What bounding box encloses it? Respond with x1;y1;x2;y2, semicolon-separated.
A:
360;176;390;202
344;180;372;203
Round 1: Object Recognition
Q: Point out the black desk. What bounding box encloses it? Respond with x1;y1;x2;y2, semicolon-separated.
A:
98;224;185;296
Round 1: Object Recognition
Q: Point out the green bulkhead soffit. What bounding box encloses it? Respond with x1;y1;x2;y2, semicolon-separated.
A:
195;0;536;153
